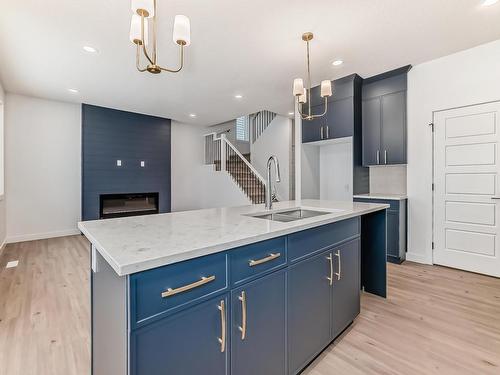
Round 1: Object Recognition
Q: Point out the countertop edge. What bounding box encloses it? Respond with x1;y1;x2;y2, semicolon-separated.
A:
353;194;408;201
81;204;389;276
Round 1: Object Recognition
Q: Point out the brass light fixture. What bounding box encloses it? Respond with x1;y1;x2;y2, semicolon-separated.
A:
292;32;333;120
129;0;191;74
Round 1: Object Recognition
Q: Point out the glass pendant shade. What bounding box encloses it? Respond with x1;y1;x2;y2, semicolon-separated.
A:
173;15;191;46
320;80;332;97
130;14;148;45
293;78;304;96
298;88;307;104
131;0;154;18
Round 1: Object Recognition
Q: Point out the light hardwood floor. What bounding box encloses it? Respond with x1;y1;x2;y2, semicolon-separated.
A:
0;235;499;375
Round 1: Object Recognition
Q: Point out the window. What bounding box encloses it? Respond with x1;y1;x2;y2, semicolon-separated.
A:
235;115;249;142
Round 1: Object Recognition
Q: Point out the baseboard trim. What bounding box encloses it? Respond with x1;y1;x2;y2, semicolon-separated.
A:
406;251;433;265
6;229;81;244
0;239;6;255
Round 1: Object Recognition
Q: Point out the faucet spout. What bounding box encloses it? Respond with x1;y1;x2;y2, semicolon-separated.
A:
265;156;281;210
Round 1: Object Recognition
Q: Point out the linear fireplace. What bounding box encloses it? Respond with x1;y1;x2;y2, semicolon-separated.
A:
99;192;159;219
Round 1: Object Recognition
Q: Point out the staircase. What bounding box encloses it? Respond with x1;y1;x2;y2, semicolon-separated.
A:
205;133;266;204
251;110;276;144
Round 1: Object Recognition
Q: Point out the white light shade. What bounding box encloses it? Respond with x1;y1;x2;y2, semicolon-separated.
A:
173;15;191;46
298;88;307;104
320;80;332;97
482;0;499;6
293;78;304;96
130;14;148;45
131;0;154;17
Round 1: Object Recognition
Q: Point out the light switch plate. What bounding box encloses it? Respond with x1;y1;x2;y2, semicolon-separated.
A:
140;161;145;167
116;160;122;167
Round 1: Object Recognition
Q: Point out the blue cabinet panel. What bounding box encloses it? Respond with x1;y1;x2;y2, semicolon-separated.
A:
231;270;286;375
131;294;229;375
386;211;400;259
130;252;228;327
287;250;332;374
301;105;326;143
288;217;360;262
332;238;361;338
230;237;286;287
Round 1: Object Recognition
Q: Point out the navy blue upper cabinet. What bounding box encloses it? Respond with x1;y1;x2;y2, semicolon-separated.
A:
131;294;229;375
288;250;333;374
332;238;361;338
362;66;410;166
302;74;362;143
231;270;286;375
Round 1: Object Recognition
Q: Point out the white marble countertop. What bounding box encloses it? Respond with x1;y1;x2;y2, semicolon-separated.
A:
353;193;408;201
78;199;389;276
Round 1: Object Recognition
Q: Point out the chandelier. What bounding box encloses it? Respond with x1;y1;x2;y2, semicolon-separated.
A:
129;0;191;74
292;32;332;120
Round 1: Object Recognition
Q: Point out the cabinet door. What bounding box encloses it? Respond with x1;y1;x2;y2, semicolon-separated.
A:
332;239;361;338
386;210;400;259
131;294;229;375
329;97;354;139
302;104;327;143
288;251;332;374
231;270;286;375
381;91;406;164
362;97;382;166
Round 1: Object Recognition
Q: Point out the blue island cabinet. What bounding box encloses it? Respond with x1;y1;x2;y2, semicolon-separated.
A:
91;213;387;375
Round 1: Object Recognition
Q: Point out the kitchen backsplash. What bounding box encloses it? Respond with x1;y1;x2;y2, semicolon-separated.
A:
369;165;407;195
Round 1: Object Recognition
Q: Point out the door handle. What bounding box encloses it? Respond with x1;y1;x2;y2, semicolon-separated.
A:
326;126;330;139
384;150;388;164
376;150;380;165
238;291;247;340
326;252;333;286
334;250;341;281
320;126;324;140
491;197;500;200
217;300;226;352
249;253;281;267
161;275;215;298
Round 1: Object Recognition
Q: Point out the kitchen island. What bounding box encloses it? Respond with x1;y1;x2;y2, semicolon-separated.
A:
79;199;388;375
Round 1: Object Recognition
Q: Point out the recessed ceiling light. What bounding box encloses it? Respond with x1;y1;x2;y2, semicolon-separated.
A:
332;60;344;66
83;45;98;53
482;0;499;6
234;94;243;99
189;113;197;118
68;88;79;94
288;112;294;115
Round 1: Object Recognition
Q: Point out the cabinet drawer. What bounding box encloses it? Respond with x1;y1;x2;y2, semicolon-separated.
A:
354;198;399;211
288;218;360;262
230;237;286;286
130;253;228;327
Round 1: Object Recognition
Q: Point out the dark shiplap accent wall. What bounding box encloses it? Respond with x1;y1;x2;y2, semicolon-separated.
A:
82;104;171;221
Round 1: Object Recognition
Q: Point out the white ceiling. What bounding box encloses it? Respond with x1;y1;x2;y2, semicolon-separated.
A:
1;0;500;125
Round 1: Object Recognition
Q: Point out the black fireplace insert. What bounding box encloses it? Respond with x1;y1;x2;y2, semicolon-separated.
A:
99;192;159;219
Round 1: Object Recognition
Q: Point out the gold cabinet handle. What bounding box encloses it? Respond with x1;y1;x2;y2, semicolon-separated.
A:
161;275;216;298
335;250;341;280
217;300;226;353
249;252;281;267
326;253;333;286
238;291;247;340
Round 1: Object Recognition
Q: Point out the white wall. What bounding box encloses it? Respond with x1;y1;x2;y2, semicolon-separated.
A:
171;121;251;211
319;140;353;201
0;81;5;249
369;165;407;195
407;39;500;264
5;94;81;242
250;115;292;200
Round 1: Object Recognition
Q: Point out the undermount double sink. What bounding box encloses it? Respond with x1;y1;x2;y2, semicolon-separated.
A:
246;208;343;223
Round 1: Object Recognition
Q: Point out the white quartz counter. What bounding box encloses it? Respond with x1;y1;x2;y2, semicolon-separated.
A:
78;199;389;276
353;193;407;201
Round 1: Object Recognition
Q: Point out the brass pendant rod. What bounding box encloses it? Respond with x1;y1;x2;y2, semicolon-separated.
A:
306;39;312;119
159;44;185;73
152;0;158;63
140;14;154;65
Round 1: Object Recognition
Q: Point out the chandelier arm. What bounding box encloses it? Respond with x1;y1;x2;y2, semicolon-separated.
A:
152;0;157;63
159;44;185;73
136;44;148;72
140;14;155;65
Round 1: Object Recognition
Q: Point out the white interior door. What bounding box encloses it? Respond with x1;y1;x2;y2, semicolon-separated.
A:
434;101;500;277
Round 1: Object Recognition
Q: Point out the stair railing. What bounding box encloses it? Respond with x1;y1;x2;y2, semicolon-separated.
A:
251;110;277;144
204;132;267;203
